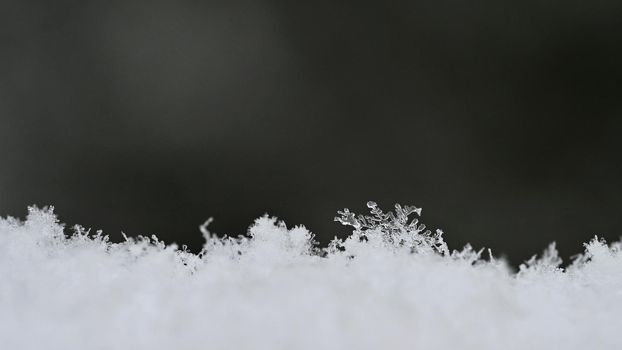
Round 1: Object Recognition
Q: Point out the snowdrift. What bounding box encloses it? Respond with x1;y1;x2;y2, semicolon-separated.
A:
1;203;621;350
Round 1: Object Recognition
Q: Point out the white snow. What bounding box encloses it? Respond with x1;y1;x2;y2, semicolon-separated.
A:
1;204;621;350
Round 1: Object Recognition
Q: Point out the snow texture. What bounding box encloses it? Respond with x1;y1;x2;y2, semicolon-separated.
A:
1;203;621;350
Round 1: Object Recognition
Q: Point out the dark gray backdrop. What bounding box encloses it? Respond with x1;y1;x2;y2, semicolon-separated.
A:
2;0;621;266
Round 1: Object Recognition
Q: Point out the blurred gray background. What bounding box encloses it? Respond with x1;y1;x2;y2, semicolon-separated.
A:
2;0;621;266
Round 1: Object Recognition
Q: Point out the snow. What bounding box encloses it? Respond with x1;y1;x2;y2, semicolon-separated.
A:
1;204;621;350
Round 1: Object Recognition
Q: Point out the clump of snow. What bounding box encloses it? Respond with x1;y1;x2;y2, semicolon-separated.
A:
1;203;621;349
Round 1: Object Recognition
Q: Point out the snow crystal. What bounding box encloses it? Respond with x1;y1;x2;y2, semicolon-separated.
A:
1;203;621;350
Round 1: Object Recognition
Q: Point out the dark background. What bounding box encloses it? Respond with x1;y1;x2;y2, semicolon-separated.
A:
2;0;621;267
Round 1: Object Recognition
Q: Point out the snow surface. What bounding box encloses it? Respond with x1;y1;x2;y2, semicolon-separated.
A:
1;204;621;350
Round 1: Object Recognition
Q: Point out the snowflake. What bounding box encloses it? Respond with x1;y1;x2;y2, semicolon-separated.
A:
334;201;448;255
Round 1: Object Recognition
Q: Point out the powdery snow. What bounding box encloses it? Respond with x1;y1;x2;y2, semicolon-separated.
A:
1;204;621;350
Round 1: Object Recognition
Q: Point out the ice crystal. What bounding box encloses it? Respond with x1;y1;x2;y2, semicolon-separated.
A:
335;201;448;255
